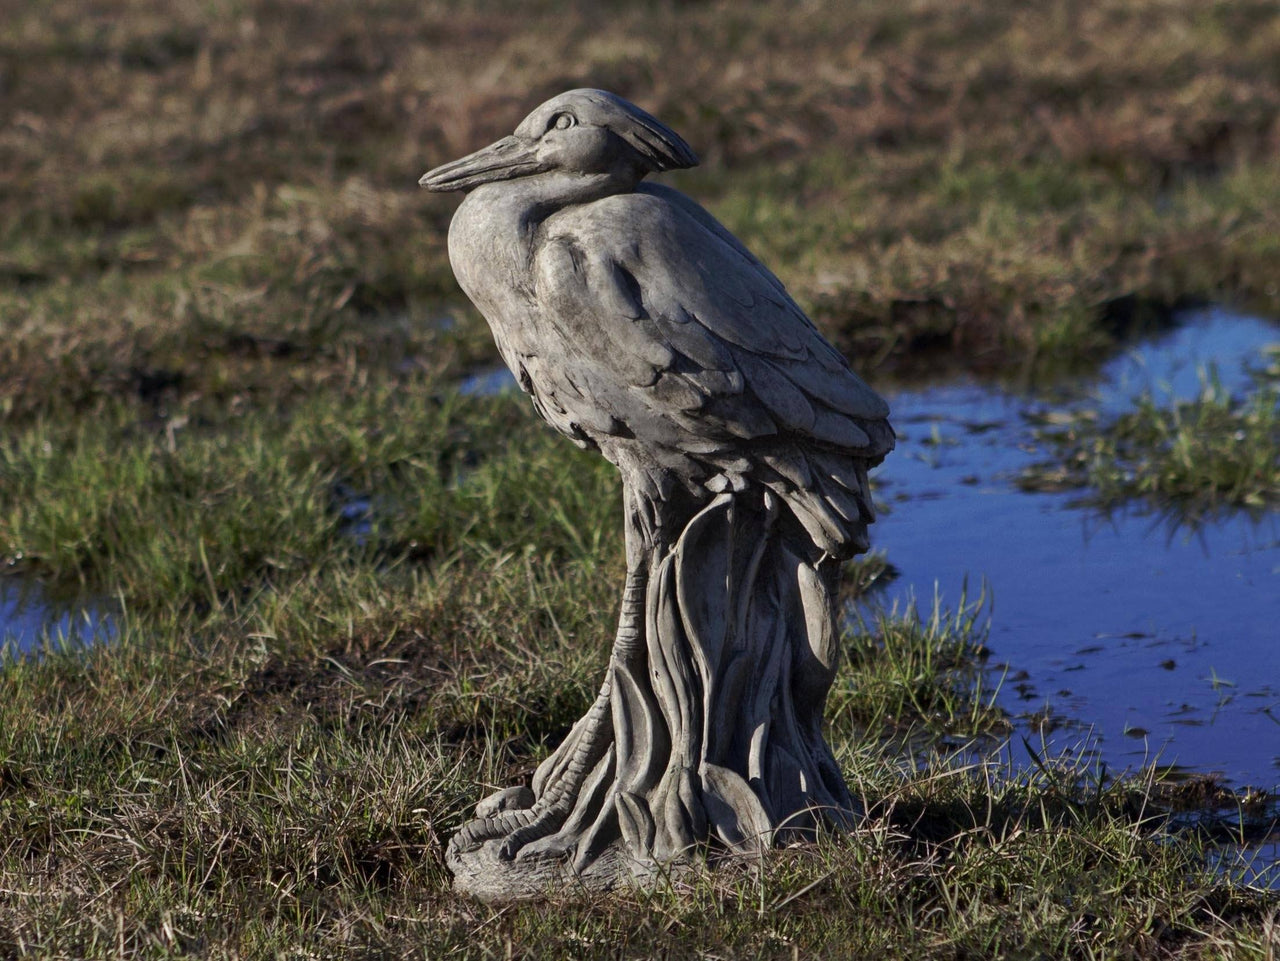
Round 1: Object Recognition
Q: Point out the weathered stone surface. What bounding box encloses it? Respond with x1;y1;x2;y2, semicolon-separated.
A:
421;89;893;901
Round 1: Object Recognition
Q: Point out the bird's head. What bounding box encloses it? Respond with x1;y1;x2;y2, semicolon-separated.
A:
419;89;698;193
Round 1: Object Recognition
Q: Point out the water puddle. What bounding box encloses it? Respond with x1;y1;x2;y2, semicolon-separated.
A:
459;364;518;397
0;578;115;657
866;306;1279;793
331;481;376;543
1209;839;1280;890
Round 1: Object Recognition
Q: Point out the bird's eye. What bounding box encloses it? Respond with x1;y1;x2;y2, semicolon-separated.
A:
552;113;576;131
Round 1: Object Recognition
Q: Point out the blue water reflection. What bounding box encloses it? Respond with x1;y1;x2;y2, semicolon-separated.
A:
867;307;1279;789
0;580;115;657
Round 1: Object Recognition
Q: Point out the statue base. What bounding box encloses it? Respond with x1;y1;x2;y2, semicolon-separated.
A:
447;838;672;904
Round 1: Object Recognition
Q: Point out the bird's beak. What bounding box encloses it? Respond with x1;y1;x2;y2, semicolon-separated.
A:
419;135;549;192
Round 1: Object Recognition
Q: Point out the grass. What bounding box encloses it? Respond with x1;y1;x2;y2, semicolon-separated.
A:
2;0;1280;955
0;386;620;609
2;371;1277;957
838;586;1010;744
3;729;1275;958
1019;357;1280;522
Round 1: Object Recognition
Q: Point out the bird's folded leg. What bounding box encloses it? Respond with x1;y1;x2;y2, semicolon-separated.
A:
449;558;648;865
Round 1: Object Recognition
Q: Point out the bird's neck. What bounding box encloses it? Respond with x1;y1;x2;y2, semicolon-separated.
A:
528;169;642;214
473;170;640;245
449;171;635;317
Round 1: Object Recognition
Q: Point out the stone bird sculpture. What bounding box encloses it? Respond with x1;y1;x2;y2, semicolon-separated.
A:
420;89;893;899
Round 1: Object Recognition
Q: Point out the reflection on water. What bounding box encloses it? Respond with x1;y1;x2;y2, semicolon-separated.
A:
1209;839;1280;890
867;307;1279;790
0;579;114;656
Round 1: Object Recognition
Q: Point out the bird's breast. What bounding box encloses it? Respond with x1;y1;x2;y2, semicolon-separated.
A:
446;189;543;366
446;190;602;435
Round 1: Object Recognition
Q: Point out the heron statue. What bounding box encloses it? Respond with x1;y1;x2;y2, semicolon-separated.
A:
421;89;893;899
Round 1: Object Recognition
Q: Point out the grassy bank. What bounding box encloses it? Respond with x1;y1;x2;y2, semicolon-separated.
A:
2;0;1279;956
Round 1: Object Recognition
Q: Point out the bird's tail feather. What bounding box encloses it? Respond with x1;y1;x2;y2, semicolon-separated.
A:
759;449;877;559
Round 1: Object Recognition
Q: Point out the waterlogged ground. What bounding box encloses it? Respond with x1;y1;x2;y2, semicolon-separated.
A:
872;307;1280;889
868;307;1278;791
0;580;113;656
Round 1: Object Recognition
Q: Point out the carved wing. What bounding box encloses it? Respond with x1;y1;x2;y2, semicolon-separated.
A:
534;184;891;458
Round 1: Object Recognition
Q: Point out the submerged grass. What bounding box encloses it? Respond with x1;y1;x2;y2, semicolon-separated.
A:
1020;359;1280;521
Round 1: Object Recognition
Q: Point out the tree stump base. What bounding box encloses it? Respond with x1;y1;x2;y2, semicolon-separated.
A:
446;493;862;901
